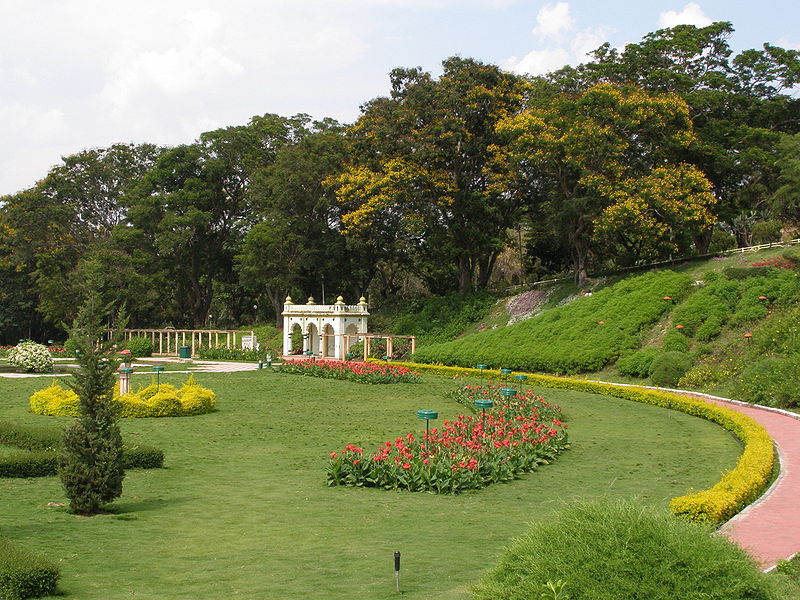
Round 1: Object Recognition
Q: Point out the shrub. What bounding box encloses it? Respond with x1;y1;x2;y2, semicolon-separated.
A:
471;499;778;600
616;347;660;378
124;336;153;358
736;357;800;408
29;378;215;418
709;226;736;252
661;330;690;352
0;537;60;599
649;351;693;387
7;341;54;373
751;220;783;244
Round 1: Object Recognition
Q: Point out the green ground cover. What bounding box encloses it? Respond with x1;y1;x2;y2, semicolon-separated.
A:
1;371;742;599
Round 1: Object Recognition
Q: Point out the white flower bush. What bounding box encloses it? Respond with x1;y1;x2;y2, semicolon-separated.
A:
8;341;54;373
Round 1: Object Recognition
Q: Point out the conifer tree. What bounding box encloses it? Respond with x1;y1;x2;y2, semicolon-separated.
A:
59;294;125;515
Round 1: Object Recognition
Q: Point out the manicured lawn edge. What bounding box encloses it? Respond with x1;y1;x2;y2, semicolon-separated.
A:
0;420;164;478
376;360;774;525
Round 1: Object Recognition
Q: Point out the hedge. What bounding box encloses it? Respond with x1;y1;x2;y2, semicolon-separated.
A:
0;537;59;599
0;421;164;478
377;360;775;525
29;375;216;418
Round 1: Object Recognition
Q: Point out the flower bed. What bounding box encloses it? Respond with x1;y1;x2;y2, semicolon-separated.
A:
29;375;216;418
379;360;774;524
327;386;568;493
279;359;419;384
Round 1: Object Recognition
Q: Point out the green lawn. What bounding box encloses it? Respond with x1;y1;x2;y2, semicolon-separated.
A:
1;371;742;599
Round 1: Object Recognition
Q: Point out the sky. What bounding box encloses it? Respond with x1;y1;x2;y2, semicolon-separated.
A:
1;0;798;196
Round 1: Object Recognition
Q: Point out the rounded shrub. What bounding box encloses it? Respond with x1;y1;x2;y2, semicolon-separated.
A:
29;382;79;416
661;330;690;352
472;499;778;600
7;341;54;373
737;356;800;409
123;336;153;358
649;351;692;387
30;378;215;418
617;347;660;378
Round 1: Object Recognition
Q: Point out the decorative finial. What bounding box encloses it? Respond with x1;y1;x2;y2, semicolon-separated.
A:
284;295;293;304
306;296;316;305
335;295;345;305
358;296;368;306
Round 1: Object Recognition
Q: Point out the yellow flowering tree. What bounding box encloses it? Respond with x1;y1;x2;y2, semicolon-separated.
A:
329;57;526;293
495;82;716;284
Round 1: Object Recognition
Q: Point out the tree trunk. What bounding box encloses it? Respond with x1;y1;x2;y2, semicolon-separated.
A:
569;218;590;287
692;228;713;255
266;287;285;329
476;251;498;290
457;255;473;293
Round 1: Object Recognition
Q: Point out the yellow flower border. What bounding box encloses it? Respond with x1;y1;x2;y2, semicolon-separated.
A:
373;360;775;525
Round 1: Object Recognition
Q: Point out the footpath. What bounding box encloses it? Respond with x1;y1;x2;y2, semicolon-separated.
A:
692;394;800;570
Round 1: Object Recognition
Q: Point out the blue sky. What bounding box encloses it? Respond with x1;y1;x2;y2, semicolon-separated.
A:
1;0;798;196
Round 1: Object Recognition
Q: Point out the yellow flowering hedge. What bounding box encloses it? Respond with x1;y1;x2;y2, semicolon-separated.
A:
376;360;775;525
29;375;216;418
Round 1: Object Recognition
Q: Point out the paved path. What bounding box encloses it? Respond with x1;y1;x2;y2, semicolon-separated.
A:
690;394;800;570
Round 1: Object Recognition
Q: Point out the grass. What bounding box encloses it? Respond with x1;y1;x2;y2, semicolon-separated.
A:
0;370;744;599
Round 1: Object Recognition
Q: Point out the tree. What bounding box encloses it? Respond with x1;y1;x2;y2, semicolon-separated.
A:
0;144;161;333
59;294;125;515
125;114;307;328
330;57;527;293
551;22;800;250
496;83;716;284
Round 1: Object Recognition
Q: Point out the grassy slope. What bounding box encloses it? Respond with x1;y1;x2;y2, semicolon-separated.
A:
0;371;741;600
409;247;800;402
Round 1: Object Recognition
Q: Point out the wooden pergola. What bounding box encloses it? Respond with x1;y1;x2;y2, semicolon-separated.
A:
114;329;255;357
318;333;416;361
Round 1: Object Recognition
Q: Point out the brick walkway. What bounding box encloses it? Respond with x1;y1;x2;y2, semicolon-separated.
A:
692;394;800;570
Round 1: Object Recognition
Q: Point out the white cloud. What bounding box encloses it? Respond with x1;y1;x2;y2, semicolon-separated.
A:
658;2;712;29
505;47;571;76
533;2;574;39
571;25;613;61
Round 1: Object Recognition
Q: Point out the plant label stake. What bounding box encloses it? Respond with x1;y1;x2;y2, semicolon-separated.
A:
394;551;401;592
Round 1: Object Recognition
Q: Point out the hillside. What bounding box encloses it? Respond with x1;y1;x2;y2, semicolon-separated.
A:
397;246;800;410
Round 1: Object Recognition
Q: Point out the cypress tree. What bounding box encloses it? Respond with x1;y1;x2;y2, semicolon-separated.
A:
59;296;125;515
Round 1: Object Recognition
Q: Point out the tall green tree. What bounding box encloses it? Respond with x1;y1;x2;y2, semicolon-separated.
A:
59;294;125;515
125;114;307;327
551;22;800;250
330;57;527;293
0;144;161;331
496;83;716;284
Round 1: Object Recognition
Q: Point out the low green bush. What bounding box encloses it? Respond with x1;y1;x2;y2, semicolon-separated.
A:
662;330;690;352
124;336;153;358
0;537;60;599
196;346;270;361
616;347;660;378
0;421;164;478
737;356;800;409
649;351;693;387
472;499;778;600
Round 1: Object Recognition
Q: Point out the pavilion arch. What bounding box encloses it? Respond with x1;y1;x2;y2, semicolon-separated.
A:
282;295;369;359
